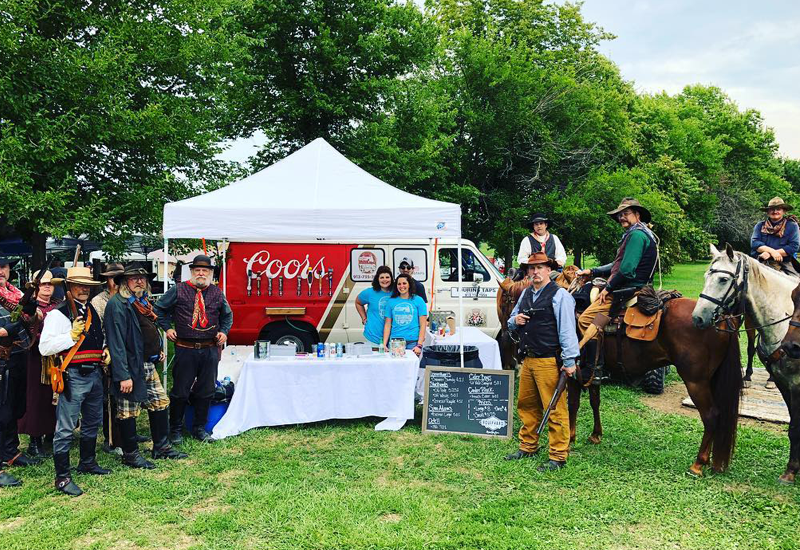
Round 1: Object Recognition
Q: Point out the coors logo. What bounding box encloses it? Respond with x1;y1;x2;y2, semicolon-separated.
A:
243;250;326;280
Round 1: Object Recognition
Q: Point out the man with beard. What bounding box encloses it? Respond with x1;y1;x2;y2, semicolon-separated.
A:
0;258;39;487
576;198;658;381
105;264;187;468
39;266;110;496
154;255;232;443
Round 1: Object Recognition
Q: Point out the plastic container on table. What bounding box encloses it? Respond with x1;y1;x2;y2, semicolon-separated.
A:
419;345;483;369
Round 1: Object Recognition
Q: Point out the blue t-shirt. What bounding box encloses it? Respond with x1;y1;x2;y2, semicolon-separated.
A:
357;288;392;344
385;295;428;343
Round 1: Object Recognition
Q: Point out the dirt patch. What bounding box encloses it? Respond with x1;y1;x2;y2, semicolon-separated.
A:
378;513;402;523
216;468;246;487
0;517;25;532
185;497;233;518
641;383;787;434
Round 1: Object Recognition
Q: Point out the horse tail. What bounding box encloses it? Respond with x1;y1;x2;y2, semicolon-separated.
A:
710;331;743;472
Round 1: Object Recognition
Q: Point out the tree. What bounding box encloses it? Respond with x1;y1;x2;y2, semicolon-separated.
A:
0;0;245;262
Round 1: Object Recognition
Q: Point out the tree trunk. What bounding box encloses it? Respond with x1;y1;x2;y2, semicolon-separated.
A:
503;247;513;277
30;231;47;269
573;247;583;269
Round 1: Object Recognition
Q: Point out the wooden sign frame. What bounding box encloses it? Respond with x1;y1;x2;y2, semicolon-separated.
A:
421;366;515;439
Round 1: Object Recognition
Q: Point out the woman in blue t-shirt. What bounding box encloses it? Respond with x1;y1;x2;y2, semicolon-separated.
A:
355;266;394;346
383;274;428;356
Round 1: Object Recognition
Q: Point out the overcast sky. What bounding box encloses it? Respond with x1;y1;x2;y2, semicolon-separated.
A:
572;0;800;159
220;1;800;163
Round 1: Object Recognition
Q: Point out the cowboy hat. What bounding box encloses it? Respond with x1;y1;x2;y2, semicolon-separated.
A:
114;262;157;286
26;270;63;288
65;266;102;286
188;254;215;269
519;252;559;270
762;196;793;212
100;262;125;277
525;213;550;230
0;258;18;269
607;198;651;224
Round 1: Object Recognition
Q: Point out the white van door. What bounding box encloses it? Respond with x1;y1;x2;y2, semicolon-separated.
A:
432;246;500;339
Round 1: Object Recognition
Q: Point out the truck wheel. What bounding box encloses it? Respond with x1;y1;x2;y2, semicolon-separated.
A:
641;367;666;395
261;324;316;353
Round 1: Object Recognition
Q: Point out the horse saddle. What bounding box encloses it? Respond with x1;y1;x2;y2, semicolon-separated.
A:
600;286;681;342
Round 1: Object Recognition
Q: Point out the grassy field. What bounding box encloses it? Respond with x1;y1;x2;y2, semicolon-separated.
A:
1;261;796;549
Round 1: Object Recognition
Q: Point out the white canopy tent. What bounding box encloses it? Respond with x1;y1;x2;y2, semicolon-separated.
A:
161;138;467;383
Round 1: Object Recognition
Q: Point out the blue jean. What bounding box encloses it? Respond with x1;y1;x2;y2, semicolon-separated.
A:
53;367;104;455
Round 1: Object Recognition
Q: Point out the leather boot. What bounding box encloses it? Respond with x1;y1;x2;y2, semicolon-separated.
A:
27;436;51;459
0;469;22;487
149;409;187;460
6;451;41;467
191;399;212;442
119;417;155;469
53;452;83;496
75;438;111;475
168;399;186;445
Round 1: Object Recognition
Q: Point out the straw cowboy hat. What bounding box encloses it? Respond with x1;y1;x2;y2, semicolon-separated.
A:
26;270;63;289
519;252;559;270
762;197;793;212
607;198;651;224
65;266;102;286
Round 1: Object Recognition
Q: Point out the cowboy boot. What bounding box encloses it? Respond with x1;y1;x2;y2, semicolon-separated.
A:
54;452;83;496
75;437;111;475
583;340;606;385
27;436;51;459
119;417;155;470
190;399;212;442
3;426;40;466
149;410;187;460
0;468;21;487
168;398;186;445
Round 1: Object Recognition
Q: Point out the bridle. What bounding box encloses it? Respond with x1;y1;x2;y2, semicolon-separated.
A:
698;254;749;324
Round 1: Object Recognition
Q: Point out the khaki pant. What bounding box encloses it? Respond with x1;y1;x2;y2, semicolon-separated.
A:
517;357;569;461
577;299;612;348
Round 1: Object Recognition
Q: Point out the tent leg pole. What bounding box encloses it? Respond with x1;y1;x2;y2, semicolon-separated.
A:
222;239;228;296
163;237;169;391
458;237;464;369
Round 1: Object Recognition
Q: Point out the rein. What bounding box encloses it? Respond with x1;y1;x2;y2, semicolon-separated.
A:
698;255;748;323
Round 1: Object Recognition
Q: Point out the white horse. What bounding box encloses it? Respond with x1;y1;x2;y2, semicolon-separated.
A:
692;243;796;359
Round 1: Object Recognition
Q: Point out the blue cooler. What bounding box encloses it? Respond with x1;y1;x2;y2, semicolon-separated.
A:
184;402;229;433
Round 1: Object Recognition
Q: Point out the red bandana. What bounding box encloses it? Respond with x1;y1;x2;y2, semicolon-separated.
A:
185;282;209;329
0;282;23;306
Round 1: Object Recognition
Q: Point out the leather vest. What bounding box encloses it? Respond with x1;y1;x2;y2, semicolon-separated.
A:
609;228;658;289
134;303;162;359
174;282;223;340
56;302;105;364
517;282;561;357
528;234;556;260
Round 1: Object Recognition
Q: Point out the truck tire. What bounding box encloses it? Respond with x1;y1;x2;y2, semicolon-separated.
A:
260;323;316;353
641;367;666;395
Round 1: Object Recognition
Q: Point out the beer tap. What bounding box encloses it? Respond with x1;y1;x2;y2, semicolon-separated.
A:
296;276;301;297
307;270;314;297
318;271;324;296
278;275;284;297
327;268;334;297
246;269;253;297
256;271;262;297
267;272;273;297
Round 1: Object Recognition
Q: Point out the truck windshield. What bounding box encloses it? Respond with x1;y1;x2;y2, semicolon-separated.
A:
438;248;497;282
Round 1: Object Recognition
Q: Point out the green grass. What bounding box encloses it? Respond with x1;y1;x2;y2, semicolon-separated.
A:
1;260;796;549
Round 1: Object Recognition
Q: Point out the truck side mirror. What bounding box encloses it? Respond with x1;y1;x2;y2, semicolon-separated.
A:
473;273;484;284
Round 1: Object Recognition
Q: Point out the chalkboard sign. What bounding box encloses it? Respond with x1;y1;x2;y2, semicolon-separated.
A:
422;367;515;439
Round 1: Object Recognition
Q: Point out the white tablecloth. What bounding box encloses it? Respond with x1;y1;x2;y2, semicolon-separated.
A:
423;326;502;370
211;354;420;440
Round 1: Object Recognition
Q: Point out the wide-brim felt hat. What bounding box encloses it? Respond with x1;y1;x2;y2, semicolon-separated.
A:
762;196;793;212
65;266;102;286
188;254;215;269
607;198;651;224
520;252;559;270
525;213;550;229
100;262;125;277
26;270;63;288
0;257;19;268
114;262;157;285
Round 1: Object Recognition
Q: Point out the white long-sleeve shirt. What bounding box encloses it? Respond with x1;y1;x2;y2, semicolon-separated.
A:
39;308;78;357
517;233;567;266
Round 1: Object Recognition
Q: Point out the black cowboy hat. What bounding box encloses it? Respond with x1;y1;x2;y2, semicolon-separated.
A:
607;198;651;224
525;213;550;230
188;254;215;269
0;257;19;268
114;262;157;285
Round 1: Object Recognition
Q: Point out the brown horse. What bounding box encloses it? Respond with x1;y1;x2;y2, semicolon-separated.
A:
772;283;800;485
500;274;743;475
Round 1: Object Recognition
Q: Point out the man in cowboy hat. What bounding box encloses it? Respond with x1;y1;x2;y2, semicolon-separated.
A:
576;198;659;380
105;263;188;468
751;197;800;277
0;257;40;487
90;262;128;454
39;265;111;496
516;213;567;270
504;253;579;471
154;254;232;443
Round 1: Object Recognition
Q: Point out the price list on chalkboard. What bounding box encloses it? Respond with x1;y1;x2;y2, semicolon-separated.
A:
422;367;515;439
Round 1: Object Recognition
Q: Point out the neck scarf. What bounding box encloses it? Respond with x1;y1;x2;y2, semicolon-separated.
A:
0;282;23;306
128;294;158;322
533;232;550;252
762;217;788;238
185;281;209;329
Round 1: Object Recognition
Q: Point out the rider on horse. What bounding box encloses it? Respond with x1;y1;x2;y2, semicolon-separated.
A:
750;196;799;278
516;213;567;272
576;198;659;380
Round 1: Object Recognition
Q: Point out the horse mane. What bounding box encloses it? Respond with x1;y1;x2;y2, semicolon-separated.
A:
736;252;798;289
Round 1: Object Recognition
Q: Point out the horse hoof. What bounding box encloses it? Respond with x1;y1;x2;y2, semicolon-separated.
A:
778;473;796;485
588;435;601;445
687;465;704;477
742;380;751;389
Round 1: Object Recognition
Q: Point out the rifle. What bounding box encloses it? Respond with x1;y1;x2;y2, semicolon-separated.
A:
536;369;570;436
